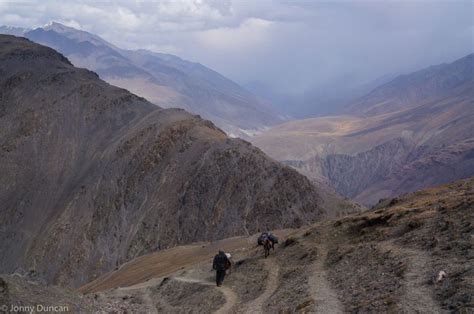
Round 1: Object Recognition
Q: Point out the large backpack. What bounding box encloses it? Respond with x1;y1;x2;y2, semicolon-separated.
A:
214;253;229;271
268;233;279;244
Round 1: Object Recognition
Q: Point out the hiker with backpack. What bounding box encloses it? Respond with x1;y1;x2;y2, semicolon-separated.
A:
212;250;231;286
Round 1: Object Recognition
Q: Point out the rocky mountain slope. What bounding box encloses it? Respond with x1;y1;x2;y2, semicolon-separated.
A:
1;22;285;138
3;177;471;313
0;35;356;289
346;53;474;116
253;54;474;205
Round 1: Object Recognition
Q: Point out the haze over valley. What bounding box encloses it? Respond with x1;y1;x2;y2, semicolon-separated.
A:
0;1;473;313
253;53;474;205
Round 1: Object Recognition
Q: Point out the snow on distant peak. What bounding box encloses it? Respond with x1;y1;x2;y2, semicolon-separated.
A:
43;21;55;28
43;21;81;33
41;22;111;48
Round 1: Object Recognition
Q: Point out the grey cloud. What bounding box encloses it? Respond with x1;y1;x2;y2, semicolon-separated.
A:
1;0;472;116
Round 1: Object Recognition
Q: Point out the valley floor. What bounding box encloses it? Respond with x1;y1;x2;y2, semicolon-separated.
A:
2;178;473;313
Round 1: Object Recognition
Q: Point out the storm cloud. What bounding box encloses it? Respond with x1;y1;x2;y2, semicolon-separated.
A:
1;0;472;116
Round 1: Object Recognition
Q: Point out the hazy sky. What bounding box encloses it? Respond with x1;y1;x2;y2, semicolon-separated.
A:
1;0;473;97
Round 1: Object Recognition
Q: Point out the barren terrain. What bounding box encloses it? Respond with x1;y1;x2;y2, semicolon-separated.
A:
4;178;470;313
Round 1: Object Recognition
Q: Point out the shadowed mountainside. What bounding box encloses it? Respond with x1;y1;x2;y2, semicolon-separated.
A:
0;35;357;288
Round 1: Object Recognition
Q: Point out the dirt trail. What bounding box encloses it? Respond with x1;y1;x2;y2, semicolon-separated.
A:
239;258;280;313
173;276;238;314
303;224;344;313
383;242;442;313
115;266;239;313
79;229;296;294
308;245;344;313
79;237;247;293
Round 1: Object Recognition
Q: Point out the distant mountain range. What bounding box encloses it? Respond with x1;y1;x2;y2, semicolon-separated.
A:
253;53;474;205
0;35;357;288
346;54;474;116
0;23;286;138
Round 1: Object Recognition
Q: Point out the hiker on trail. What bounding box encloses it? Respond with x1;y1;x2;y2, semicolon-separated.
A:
213;250;231;287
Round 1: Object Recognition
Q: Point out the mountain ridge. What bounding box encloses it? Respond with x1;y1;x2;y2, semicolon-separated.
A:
0;22;286;138
0;35;355;288
346;53;474;116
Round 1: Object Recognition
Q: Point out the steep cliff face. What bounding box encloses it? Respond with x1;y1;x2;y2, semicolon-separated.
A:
287;138;474;205
0;36;348;287
321;138;413;199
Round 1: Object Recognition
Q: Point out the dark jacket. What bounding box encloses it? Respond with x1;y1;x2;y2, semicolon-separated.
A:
213;252;229;271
